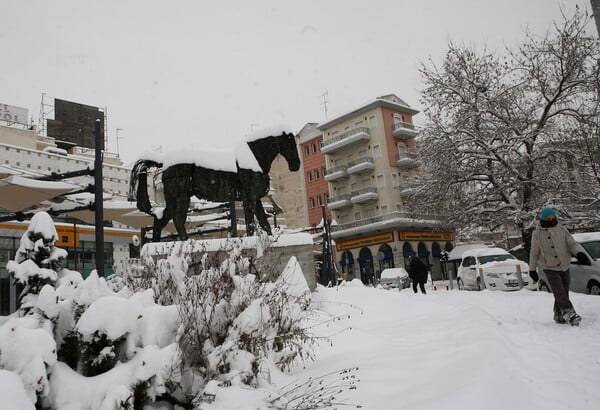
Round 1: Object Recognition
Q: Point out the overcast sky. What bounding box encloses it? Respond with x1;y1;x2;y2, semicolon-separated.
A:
1;0;591;165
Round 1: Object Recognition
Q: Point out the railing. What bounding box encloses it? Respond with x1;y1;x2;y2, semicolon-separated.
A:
347;156;374;168
331;211;441;232
392;121;417;138
350;186;377;197
320;126;370;150
327;193;351;204
323;164;348;176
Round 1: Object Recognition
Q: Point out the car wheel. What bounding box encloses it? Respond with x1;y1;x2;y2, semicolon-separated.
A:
588;280;600;295
457;278;464;290
539;281;551;293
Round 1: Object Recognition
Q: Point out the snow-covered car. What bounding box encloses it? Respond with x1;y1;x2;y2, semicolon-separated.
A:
457;247;530;291
537;232;600;295
379;267;410;290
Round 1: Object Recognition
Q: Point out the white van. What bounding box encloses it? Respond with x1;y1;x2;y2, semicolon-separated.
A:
457;247;530;291
537;232;600;295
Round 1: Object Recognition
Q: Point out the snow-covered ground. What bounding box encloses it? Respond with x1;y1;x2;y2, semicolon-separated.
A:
229;280;596;410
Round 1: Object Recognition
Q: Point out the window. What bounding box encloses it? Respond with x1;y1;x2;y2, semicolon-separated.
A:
358;149;367;158
312;143;317;153
369;115;377;129
366;208;376;218
310;197;316;208
355;120;363;127
376;174;384;189
304;146;310;157
392;173;399;188
351;182;358;191
361;178;370;187
340;214;349;224
381;205;389;214
354;211;361;221
315;168;320;180
317;195;323;206
373;144;381;159
307;171;313;182
338;185;346;194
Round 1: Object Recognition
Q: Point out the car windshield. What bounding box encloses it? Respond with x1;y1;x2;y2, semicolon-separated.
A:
478;254;515;264
581;241;600;259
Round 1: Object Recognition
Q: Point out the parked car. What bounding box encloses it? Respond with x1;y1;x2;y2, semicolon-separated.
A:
457;247;530;291
379;268;411;290
537;232;600;295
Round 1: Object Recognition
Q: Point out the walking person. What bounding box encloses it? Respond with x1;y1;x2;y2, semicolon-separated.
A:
409;256;429;294
529;207;587;326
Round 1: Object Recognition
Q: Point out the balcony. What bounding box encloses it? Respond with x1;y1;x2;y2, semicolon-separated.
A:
347;156;375;175
320;127;370;154
324;164;349;181
350;186;378;204
392;121;417;139
330;211;442;240
396;152;421;169
327;194;352;210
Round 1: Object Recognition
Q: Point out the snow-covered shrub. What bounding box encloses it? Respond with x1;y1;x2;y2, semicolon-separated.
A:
0;212;321;409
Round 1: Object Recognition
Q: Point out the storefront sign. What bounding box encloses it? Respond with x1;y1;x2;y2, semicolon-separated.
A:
398;231;454;241
336;231;394;251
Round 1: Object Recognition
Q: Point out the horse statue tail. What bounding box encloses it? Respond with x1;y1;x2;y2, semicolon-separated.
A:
128;159;163;214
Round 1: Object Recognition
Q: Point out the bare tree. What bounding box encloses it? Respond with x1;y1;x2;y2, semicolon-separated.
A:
410;8;600;251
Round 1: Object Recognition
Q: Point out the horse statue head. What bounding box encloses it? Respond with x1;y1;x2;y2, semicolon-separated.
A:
246;131;300;174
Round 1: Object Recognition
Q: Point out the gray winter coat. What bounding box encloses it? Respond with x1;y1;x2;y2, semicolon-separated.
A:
529;223;584;272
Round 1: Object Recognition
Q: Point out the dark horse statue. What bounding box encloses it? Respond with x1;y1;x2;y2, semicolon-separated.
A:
128;131;300;241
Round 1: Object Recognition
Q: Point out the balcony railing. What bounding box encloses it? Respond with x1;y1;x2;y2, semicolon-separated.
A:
324;164;349;181
331;211;441;233
392;121;417;139
326;193;352;209
350;186;378;203
347;156;375;174
396;151;420;168
320;127;370;154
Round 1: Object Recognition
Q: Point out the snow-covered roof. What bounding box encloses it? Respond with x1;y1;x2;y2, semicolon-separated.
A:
573;232;600;243
462;247;510;258
447;243;487;261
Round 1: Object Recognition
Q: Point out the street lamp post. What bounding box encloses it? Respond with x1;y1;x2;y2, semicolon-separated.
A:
94;120;105;276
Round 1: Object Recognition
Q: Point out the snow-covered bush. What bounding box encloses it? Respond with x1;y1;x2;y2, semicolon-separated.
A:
0;212;320;408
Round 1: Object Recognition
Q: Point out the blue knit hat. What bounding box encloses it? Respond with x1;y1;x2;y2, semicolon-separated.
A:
540;207;557;220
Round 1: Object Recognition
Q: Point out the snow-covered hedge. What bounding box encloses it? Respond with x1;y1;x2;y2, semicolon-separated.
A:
0;212;315;409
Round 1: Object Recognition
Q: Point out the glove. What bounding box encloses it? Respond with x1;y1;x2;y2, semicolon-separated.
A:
576;252;588;265
529;270;539;283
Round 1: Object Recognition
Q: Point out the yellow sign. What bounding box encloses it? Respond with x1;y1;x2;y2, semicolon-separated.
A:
55;226;80;248
398;231;454;241
336;232;394;251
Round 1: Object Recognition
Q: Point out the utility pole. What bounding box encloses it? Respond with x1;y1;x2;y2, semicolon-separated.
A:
94;120;105;276
321;205;335;285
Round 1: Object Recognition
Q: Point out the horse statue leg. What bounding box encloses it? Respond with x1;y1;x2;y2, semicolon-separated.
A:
152;208;171;242
254;199;272;235
242;199;256;236
172;195;190;240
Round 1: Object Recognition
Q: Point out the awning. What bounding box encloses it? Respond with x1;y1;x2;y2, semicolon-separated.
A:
0;175;79;212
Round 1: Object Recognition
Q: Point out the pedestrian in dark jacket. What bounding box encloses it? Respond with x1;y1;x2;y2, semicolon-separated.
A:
409;256;429;294
529;207;586;326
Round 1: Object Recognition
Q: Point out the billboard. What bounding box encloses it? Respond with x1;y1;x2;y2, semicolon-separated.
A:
47;98;105;150
0;103;29;125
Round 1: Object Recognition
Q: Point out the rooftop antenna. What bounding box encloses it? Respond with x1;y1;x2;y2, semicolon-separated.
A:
320;91;329;120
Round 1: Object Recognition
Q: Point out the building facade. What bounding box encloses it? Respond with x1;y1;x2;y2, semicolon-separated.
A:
318;94;454;284
297;123;331;227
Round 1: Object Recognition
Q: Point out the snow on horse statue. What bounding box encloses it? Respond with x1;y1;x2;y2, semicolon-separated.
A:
128;130;300;241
